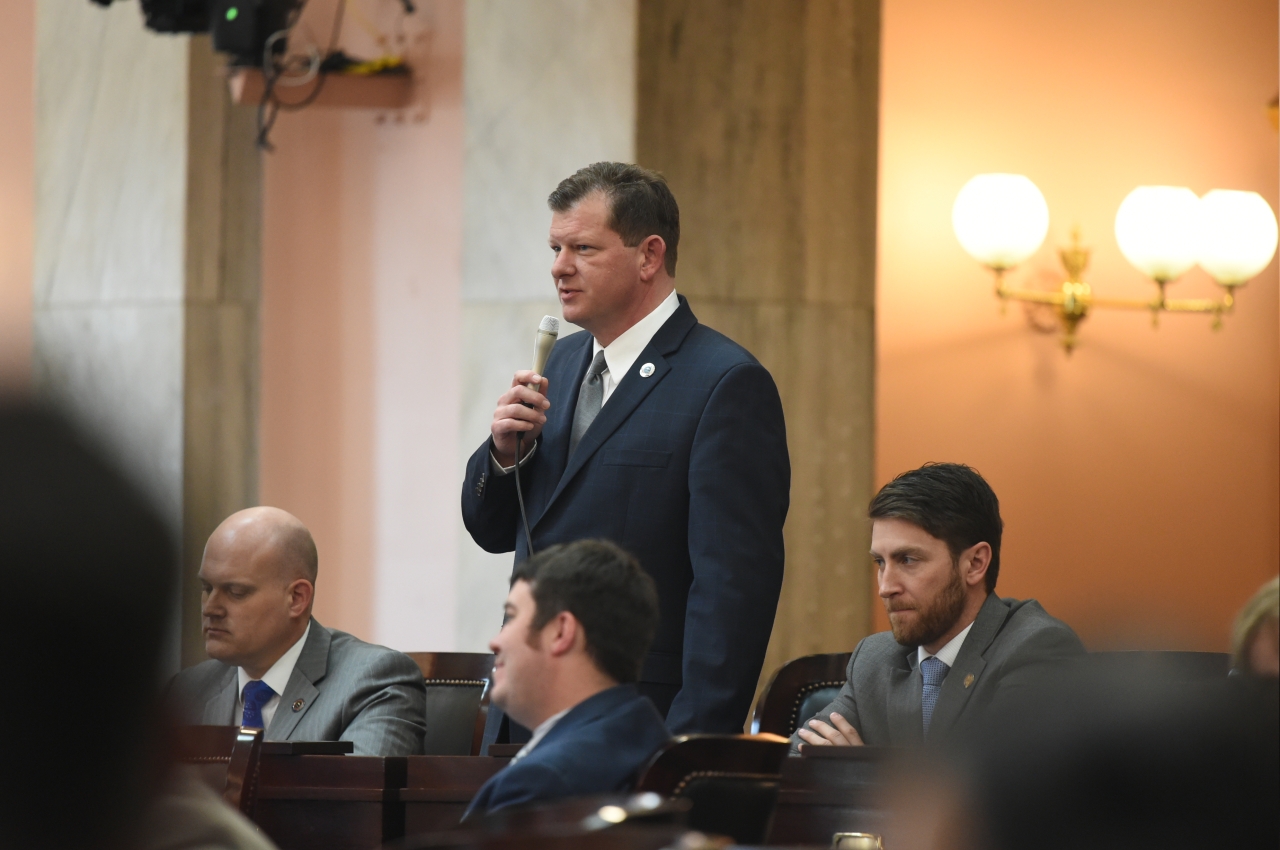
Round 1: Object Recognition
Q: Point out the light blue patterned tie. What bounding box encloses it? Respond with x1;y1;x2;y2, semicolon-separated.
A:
920;656;949;735
241;680;276;729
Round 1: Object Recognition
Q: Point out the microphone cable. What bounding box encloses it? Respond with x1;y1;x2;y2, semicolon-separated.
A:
514;431;534;557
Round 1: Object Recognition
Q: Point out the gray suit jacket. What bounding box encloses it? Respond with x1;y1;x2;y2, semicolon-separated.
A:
168;618;426;756
791;595;1084;750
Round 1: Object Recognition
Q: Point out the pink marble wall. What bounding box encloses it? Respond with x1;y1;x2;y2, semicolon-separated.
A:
260;0;463;649
0;0;33;386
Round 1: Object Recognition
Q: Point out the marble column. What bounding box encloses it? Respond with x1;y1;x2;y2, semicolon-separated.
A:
34;2;260;668
456;0;636;650
636;0;881;708
181;37;262;667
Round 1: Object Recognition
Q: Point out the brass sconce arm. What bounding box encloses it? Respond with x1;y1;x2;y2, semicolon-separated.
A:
953;175;1276;355
988;232;1241;352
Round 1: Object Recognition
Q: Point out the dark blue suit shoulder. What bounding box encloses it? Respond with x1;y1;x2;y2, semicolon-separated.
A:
680;322;762;367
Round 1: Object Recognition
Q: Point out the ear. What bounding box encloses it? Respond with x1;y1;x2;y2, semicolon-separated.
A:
636;235;667;282
543;611;580;658
959;542;992;589
287;578;314;619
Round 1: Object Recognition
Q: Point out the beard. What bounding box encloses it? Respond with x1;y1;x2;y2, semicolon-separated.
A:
886;562;967;647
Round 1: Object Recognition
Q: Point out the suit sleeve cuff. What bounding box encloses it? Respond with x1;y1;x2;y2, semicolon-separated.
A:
489;441;537;475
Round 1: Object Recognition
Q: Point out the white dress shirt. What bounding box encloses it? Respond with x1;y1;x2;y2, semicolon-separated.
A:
491;290;680;474
236;622;311;731
917;620;973;669
510;706;571;763
589;288;680;404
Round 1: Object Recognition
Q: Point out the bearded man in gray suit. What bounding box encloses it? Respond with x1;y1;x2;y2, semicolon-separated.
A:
793;463;1083;751
168;507;426;756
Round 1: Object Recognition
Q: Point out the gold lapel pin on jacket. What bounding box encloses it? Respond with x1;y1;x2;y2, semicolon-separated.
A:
293;699;305;711
963;674;975;688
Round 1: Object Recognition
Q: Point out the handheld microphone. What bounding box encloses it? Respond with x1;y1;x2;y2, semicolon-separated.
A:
528;315;559;387
515;315;559;557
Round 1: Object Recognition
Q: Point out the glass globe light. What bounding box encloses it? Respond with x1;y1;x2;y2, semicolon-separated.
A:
1113;186;1200;282
1196;190;1278;286
952;174;1050;269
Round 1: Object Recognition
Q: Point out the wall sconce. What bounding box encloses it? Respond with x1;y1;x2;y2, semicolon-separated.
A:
952;174;1279;353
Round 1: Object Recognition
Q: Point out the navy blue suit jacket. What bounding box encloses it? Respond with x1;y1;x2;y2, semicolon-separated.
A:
462;298;790;733
463;685;673;820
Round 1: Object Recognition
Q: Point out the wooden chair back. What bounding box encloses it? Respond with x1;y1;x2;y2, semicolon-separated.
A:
751;652;851;736
173;725;264;816
635;734;791;844
407;652;496;756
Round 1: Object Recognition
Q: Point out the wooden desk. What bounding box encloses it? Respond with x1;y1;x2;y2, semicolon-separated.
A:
255;755;407;850
400;755;511;835
766;746;892;846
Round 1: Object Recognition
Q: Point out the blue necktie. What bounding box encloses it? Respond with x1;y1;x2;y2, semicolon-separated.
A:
920;656;949;735
241;680;276;729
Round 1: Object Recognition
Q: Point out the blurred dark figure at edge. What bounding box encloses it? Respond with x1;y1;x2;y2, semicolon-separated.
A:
890;663;1279;850
0;399;174;850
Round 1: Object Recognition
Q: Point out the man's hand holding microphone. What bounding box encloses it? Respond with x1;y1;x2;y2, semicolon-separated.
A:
490;371;550;467
490;315;560;468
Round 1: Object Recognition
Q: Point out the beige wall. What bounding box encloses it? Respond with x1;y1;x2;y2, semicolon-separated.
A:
0;1;33;385
876;0;1280;649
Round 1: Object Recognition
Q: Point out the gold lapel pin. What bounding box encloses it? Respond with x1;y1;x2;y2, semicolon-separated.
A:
963;674;975;688
292;699;305;711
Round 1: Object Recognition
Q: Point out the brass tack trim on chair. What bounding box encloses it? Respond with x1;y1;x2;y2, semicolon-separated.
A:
185;756;232;764
424;678;487;687
671;770;781;797
789;680;845;731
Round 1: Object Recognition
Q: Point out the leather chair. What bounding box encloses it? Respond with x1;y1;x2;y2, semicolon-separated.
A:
751;652;851;737
172;725;264;816
635;734;791;844
408;652;496;756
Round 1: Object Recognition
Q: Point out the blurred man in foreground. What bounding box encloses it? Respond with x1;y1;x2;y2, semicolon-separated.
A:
888;669;1279;850
168;507;426;755
0;401;275;850
0;402;175;849
464;540;673;820
794;463;1083;750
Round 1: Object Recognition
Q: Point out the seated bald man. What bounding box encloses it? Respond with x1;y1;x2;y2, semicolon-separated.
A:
167;507;426;755
463;539;672;820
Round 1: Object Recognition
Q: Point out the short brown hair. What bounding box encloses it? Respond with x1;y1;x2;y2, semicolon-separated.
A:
548;162;681;276
511;539;659;684
869;463;1004;592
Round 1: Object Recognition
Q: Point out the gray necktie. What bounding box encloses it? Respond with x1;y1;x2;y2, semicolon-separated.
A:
568;349;608;460
921;656;949;735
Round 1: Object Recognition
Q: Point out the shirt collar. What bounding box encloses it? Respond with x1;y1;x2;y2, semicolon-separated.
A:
237;621;311;697
917;620;974;669
592;289;679;381
512;705;572;762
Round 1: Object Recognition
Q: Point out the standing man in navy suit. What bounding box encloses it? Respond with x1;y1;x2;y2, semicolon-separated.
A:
462;162;790;737
463;540;672;819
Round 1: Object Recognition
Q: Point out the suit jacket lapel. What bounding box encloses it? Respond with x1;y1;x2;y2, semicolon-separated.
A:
886;649;923;746
266;619;328;740
537;300;698;520
203;667;239;725
926;594;1010;737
